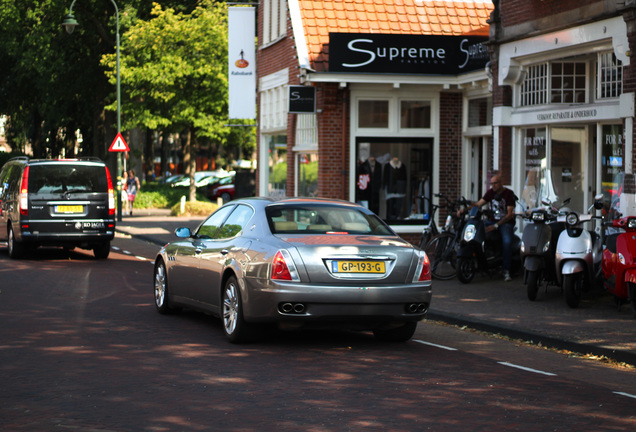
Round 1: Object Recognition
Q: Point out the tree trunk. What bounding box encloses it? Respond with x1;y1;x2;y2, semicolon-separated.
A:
183;129;197;202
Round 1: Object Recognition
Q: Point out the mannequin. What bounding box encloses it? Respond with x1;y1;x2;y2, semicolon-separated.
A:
383;157;407;220
356;156;382;214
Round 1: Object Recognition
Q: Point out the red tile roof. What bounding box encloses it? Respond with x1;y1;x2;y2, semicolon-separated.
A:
295;0;493;71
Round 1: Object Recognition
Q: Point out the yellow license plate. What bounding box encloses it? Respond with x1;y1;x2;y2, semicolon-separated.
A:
55;205;84;213
332;261;385;273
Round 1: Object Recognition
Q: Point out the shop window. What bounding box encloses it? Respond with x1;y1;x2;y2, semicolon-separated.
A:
468;97;492;127
521;63;548;106
400;101;431;128
267;135;287;197
520;128;547;210
358;100;389;128
297;153;318;197
597;52;623;99
601;125;624;216
550;62;586;103
356;139;432;223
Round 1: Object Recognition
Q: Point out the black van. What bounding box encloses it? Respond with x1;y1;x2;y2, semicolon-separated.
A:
0;157;116;259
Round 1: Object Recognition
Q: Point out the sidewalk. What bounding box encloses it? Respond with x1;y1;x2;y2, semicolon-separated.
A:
116;210;636;365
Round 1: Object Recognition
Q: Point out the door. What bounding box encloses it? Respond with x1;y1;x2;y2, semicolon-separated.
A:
550;127;587;212
468;137;487;202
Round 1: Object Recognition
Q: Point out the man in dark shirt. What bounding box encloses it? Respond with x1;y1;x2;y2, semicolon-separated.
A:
471;172;516;281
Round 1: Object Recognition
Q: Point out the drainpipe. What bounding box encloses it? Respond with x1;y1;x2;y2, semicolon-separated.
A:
626;116;633;176
342;89;348;200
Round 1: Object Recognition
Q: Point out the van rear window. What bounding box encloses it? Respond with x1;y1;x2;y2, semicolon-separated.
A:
29;164;107;194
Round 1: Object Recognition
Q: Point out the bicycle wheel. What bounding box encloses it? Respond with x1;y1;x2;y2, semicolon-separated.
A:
418;223;437;250
425;232;457;280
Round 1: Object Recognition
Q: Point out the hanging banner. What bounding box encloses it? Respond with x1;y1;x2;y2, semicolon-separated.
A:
228;7;256;119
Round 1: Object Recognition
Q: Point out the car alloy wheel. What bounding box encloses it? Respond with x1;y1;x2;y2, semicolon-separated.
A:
222;276;254;343
8;226;23;259
154;259;173;314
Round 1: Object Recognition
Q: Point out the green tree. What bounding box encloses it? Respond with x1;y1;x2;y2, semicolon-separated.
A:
103;1;230;201
0;0;202;159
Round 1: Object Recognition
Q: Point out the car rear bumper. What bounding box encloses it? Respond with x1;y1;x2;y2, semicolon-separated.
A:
18;228;115;247
241;279;432;325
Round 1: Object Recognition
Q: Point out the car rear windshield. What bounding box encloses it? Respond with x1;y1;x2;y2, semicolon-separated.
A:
29;164;107;195
266;204;393;235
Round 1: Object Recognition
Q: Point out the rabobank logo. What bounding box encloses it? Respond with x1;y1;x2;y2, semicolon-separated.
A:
235;49;249;68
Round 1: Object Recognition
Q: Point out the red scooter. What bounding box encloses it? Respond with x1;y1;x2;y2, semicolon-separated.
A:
601;215;636;317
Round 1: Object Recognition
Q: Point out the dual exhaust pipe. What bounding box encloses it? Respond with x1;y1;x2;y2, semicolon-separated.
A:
406;303;429;314
280;302;306;314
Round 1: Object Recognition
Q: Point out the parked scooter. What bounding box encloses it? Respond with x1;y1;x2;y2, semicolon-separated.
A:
601;215;636;317
456;206;522;284
520;199;568;301
555;194;604;308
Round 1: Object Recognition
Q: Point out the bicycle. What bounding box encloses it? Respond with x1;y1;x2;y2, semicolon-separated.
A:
424;196;471;280
417;193;457;250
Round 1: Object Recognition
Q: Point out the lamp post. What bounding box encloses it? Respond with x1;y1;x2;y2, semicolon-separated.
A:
62;0;123;222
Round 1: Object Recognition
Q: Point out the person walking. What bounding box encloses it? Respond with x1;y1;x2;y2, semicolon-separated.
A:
126;169;141;216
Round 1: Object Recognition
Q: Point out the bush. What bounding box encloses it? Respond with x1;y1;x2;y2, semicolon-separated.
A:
134;184;210;209
170;200;218;216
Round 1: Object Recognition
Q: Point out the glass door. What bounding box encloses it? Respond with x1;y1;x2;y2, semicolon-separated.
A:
550;127;587;212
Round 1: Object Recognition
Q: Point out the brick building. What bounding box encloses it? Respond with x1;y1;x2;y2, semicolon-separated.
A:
256;0;494;240
489;0;636;215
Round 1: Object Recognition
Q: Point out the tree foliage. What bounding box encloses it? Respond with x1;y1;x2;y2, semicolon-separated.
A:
0;0;255;180
103;1;228;140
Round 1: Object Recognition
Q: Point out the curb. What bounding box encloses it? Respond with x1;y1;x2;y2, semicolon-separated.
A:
426;311;636;366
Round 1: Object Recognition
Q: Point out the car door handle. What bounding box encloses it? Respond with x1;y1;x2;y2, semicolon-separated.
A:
221;249;229;255
195;248;202;254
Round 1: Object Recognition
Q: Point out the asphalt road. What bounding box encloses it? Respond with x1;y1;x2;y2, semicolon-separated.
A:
0;239;635;431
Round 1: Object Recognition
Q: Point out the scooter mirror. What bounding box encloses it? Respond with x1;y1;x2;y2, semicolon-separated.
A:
593;193;604;210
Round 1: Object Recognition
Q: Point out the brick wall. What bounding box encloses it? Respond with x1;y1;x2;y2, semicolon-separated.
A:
623;8;636;176
256;8;300;196
316;83;349;200
500;0;606;28
438;92;463;219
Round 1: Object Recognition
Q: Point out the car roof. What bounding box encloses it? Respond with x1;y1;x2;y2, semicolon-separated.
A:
231;196;367;209
8;157;106;166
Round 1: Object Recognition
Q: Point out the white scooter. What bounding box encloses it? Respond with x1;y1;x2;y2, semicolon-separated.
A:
555;194;604;308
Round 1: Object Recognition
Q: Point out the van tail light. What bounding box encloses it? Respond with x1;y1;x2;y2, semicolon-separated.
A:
413;250;431;282
19;166;29;216
271;250;300;281
105;167;116;216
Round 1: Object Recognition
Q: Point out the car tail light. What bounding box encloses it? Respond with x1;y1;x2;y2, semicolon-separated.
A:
271;250;300;281
19;166;29;216
105;167;116;216
413;250;431;282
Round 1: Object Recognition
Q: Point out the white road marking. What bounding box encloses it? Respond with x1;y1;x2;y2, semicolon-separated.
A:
498;361;557;376
413;340;458;351
613;391;636;399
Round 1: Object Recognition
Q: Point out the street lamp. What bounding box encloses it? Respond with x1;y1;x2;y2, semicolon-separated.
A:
63;0;123;222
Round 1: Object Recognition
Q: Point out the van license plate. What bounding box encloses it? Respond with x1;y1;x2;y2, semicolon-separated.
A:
55;205;84;213
332;261;385;273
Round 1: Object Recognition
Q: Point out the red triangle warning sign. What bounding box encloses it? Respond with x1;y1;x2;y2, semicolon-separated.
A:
109;133;130;152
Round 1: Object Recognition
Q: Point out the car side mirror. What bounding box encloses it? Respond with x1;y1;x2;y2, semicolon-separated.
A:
175;227;192;238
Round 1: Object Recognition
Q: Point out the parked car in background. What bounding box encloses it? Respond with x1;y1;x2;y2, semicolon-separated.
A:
153;197;432;343
171;171;220;188
0;157;116;259
206;174;235;202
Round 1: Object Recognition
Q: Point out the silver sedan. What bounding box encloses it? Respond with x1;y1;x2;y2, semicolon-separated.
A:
153;197;432;343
